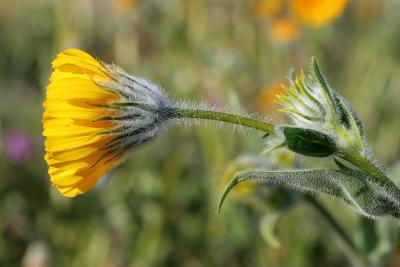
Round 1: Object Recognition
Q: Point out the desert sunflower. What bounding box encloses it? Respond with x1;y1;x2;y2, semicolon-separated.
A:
43;49;173;197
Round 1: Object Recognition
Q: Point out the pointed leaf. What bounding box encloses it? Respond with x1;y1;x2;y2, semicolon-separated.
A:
219;169;400;218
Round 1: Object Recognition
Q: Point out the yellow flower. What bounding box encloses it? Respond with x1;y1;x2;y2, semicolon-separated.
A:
290;0;348;27
268;18;298;43
43;49;171;197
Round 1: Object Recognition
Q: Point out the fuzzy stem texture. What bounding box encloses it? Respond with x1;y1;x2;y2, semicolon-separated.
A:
339;150;399;191
166;107;276;134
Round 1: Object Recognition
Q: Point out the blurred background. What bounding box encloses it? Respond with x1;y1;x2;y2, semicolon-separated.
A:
1;0;400;266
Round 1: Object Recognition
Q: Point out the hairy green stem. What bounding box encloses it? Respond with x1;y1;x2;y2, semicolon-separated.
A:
339;151;399;192
167;107;276;134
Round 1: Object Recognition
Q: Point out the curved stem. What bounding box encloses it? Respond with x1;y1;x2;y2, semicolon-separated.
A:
166;107;275;134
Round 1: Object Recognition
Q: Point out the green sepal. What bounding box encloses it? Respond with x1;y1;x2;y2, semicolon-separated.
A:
335;93;366;138
311;56;338;119
281;126;336;157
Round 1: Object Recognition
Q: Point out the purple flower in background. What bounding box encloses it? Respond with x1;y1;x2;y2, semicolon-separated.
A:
4;130;32;163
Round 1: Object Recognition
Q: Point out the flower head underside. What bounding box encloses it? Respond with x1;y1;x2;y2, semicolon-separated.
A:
43;49;172;197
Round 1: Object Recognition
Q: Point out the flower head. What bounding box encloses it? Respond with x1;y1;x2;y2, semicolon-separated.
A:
43;49;172;197
277;56;366;157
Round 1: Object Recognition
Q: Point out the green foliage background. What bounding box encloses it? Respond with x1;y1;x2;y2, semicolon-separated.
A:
0;0;400;266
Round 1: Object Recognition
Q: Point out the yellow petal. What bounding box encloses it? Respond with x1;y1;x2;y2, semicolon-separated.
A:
43;48;124;197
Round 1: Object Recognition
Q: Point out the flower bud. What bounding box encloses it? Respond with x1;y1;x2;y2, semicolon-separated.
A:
277;56;367;156
43;49;174;197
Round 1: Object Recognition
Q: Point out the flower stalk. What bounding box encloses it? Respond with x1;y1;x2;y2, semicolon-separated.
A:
164;107;276;134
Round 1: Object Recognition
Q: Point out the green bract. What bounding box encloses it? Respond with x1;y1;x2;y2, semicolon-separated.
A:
281;126;336;157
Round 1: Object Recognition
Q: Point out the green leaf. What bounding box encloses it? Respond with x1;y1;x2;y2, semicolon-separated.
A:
219;169;400;219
